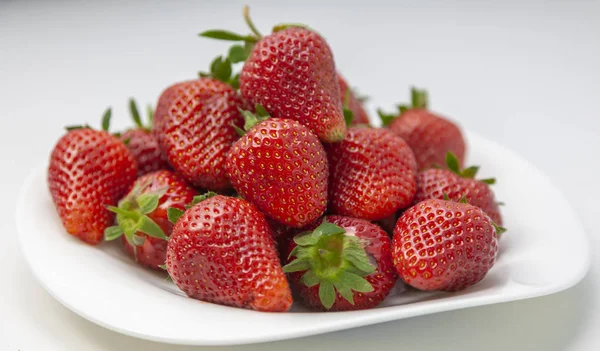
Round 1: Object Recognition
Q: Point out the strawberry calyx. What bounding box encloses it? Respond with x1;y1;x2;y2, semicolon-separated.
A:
282;219;376;310
342;90;354;127
104;180;169;250
64;107;112;132
127;98;154;132
272;23;313;33
167;191;219;224
445;152;496;184
233;104;270;136
377;87;429;127
198;6;261;87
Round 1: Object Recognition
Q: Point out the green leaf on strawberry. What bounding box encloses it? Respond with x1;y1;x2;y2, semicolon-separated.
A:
445;151;497;184
378;86;429;126
199;29;257;42
167;207;185;224
282;219;376;310
103;181;168;245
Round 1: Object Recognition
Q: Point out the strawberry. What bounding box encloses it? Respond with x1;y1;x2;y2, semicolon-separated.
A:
165;194;293;312
199;7;346;142
379;87;466;170
152;78;244;191
338;74;370;126
392;199;503;291
48;111;137;245
103;170;197;269
325;127;417;221
226;109;328;228
283;216;397;311
415;152;503;225
120;99;169;176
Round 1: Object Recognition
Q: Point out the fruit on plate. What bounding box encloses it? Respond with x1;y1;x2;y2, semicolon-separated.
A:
48;112;137;245
199;7;346;142
165;194;293;312
46;5;510;314
379;87;466;170
226;109;328;228
338;74;370;126
392;199;502;291
103;170;197;269
415;152;503;225
283;216;397;311
152;78;244;191
326;127;417;221
120;98;170;176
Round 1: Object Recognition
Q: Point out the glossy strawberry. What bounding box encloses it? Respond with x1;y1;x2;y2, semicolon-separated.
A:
48;124;137;245
379;88;466;170
326;127;417;221
392;199;502;291
415;152;503;225
338;74;370;126
104;170;197;269
226;112;328;228
239;27;345;142
120;99;169;176
283;216;397;311
166;195;293;312
152;78;244;191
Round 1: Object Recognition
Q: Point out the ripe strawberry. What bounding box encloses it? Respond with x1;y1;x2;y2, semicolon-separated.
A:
120;99;169;176
165;194;293;312
379;87;466;170
392;199;503;291
338;74;370;126
199;7;346;142
226;109;328;228
283;216;397;311
240;27;345;142
48;114;137;245
415;152;503;225
103;170;197;269
152;78;244;191
326;127;417;221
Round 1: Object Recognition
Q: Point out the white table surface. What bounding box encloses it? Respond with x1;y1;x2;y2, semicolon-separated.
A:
1;1;599;350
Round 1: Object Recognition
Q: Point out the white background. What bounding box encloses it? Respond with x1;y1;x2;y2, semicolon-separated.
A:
1;0;599;350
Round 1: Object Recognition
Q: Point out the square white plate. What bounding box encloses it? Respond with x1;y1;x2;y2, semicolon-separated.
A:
16;130;590;346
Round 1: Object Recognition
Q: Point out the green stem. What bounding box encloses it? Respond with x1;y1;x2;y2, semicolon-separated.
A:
243;6;262;38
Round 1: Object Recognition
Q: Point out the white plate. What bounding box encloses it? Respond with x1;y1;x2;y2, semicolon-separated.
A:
16;130;590;346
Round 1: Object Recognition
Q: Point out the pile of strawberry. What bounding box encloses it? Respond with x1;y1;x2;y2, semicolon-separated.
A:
47;7;505;313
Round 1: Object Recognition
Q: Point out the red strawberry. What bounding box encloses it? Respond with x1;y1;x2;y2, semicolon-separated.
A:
152;78;244;191
165;194;293;312
283;216;397;311
415;152;503;225
240;27;345;142
379;87;466;170
226;110;328;228
338;74;370;126
48;115;137;245
392;199;502;291
120;99;169;176
199;7;346;142
103;170;197;269
326;127;417;221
